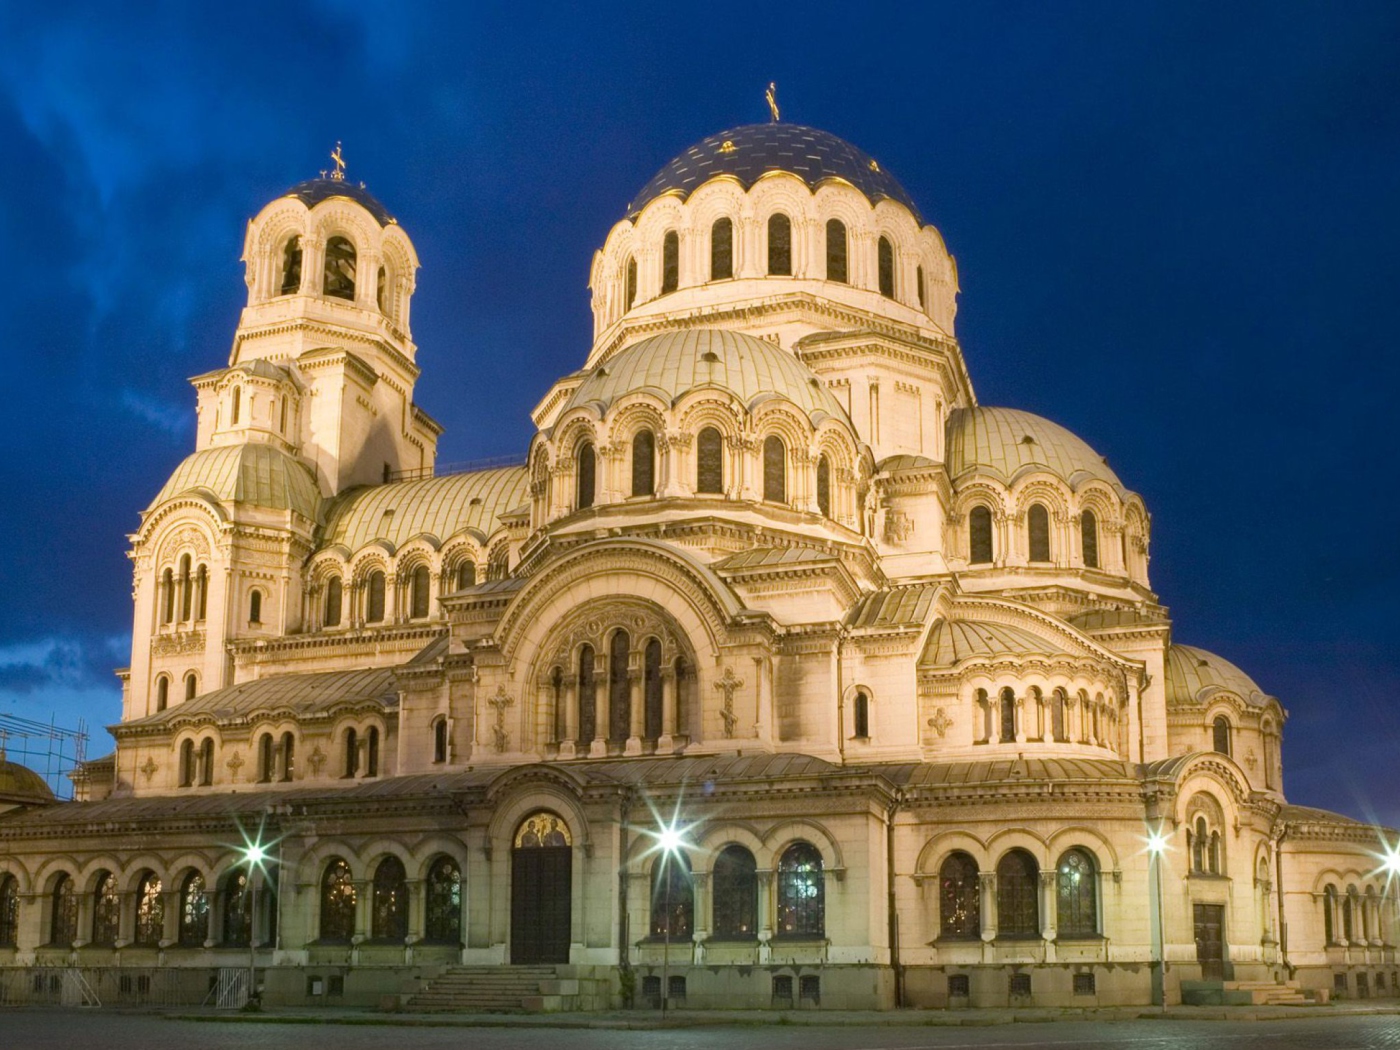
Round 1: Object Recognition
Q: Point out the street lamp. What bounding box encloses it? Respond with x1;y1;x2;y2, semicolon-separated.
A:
239;839;269;1008
1146;828;1169;1009
655;822;686;1019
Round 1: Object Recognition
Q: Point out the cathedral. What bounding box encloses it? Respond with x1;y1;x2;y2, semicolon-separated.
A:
0;115;1394;1012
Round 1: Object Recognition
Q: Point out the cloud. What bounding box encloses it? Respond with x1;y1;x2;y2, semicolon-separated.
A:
0;635;129;698
119;390;190;440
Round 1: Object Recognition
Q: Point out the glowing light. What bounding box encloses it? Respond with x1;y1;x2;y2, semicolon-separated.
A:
657;825;685;855
1378;842;1400;878
243;843;267;865
1144;827;1170;856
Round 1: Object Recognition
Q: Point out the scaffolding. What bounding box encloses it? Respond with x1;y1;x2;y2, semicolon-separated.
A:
0;713;88;801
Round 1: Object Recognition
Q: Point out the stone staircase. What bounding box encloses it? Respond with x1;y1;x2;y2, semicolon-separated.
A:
1182;978;1317;1006
405;966;582;1012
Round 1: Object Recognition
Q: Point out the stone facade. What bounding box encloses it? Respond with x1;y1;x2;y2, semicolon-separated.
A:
0;123;1394;1011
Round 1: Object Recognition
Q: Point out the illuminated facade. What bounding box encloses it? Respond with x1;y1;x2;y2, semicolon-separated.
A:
0;122;1394;1010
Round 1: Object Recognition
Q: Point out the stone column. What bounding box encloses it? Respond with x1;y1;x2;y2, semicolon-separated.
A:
658;668;677;753
1014;692;1027;744
979;872;998;942
626;662;644;755
756;870;774;963
1039;870;1058;942
591;651;609;758
558;676;579;759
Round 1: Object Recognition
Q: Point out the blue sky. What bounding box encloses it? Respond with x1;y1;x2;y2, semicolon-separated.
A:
1;1;1397;822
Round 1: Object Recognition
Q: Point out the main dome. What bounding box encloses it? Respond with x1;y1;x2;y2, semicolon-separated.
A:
627;124;923;223
564;329;849;422
945;407;1125;492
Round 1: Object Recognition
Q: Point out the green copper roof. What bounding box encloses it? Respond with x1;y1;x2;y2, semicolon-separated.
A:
1165;643;1275;708
945;407;1124;492
0;757;54;805
149;443;322;519
320;465;529;552
923;618;1074;666
122;667;400;729
566;329;848;422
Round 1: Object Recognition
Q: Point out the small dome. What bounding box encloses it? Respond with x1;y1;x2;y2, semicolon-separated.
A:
0;757;55;806
1165;644;1277;708
563;329;848;422
628;124;923;223
282;177;395;227
945;407;1125;492
150;443;321;520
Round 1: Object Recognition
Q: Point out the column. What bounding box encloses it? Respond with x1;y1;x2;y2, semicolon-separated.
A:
1014;692;1027;744
658;669;677;753
558;676;579;759
979;871;998;942
1039;869;1058;943
756;871;774;963
590;652;609;758
626;661;644;755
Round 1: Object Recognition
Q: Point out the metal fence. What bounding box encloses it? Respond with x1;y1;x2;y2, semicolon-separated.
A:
0;966;227;1008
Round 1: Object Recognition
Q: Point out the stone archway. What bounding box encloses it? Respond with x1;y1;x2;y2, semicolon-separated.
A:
510;810;572;964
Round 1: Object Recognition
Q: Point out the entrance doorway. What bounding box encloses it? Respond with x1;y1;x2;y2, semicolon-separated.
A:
1193;903;1226;980
510;811;572;964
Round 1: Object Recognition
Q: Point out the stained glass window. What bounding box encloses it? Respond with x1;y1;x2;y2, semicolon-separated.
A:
711;845;757;938
697;427;724;494
179;873;209;946
134;873;163;946
0;875;17;947
776;842;824;938
424;857;462;944
223;872;250;947
51;873;78;946
1056;849;1098;937
939;852;980;939
661;231;679;294
768;214;792;276
996;851;1039;937
320;860;356;943
650;852;693;938
372;857;408;942
710;219;733;280
826;219;847;283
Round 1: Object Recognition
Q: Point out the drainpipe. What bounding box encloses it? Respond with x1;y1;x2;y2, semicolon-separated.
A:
835;630;846;763
618;788;634;995
886;791;904;1007
1275;825;1291;976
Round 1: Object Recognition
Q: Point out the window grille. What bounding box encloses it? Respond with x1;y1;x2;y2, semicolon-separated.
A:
1057;849;1098;937
578;644;597;744
996;851;1039;937
799;975;820;1004
643;639;663;740
948;974;970;998
424;858;462;944
712;845;757;937
179;873;209;946
649;852;693;938
319;860;356;943
1073;973;1096;995
939;852;980;939
372;857;408;941
772;975;793;1006
134;873;163;946
1009;972;1032;998
776;842;824;937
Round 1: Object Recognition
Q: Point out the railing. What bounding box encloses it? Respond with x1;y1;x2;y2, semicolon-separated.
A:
387;453;528;483
0;966;213;1008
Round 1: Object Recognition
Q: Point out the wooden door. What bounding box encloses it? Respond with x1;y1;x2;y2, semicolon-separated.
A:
1193;903;1225;980
510;845;572;964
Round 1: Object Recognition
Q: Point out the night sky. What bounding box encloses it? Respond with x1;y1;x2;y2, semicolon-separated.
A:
1;3;1397;825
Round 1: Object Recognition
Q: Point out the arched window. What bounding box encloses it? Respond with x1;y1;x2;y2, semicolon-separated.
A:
456;561;476;590
625;256;637;311
1324;885;1337;944
179;738;195;787
323;236;357;300
917;264;926;309
969;505;993;564
366;726;380;777
1192;816;1208;872
939;852;981;939
410;564;431;619
279;732;295;782
1209;832;1221;875
712;845;757;938
1212;715;1231;756
578;644;597;745
1028;503;1051;562
248;589;262;624
710;217;733;280
1051;689;1067;742
661;230;679;294
609;629;630;742
996;850;1040;937
776;842;824;937
644;638;663;739
376;265;387;313
424;857;462;944
223;871;250;947
650;850;693;938
196;564;208;620
280;236;303;295
878;236;895;298
696;426;724;494
92;871;120;946
0;874;17;947
826;218;848;283
179;872;209;946
632;429;655;497
433;717;448;764
1056;849;1098;937
184;672;197;702
576;443;596;509
487;545;509;582
161;567;175;624
816;454;831;517
134;872;163;946
324;576;342;627
156;675;169;713
1081;510;1099;569
999;688;1017;742
763;435;786;503
853;691;870;739
179;554;192;621
199;737;214;786
767;213;792;275
257;733;274;783
343;728;358;778
51;873;78;946
366;570;386;623
319;859;356;943
371;856;408;941
278;396;287;433
231;386;241;425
